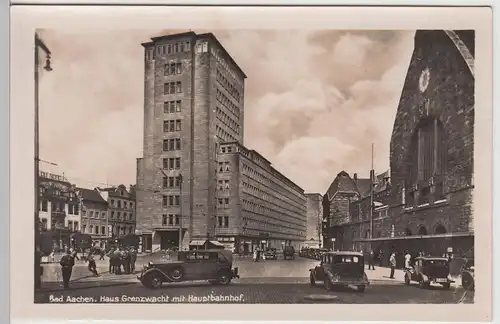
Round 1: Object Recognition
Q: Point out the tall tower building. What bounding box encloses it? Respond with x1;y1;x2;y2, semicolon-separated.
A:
136;32;246;251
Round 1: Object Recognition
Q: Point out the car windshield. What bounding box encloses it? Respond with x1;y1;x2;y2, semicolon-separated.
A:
424;259;448;266
332;255;360;264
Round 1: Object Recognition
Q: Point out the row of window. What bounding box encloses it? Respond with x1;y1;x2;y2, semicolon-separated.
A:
242;216;304;237
164;119;182;133
216;89;241;119
163;195;180;207
82;224;107;235
109;199;134;210
146;41;192;60
242;163;305;208
162;214;181;226
164;81;183;95
216;125;237;143
163;157;181;170
39;200;80;215
164;100;182;114
220;145;235;154
216;69;242;103
163;138;182;151
110;210;134;221
242;179;305;222
211;47;243;87
163;176;183;189
217;216;229;228
216;106;240;136
84;210;106;219
217;161;231;172
241;197;305;229
165;62;182;76
196;42;208;54
217;197;230;208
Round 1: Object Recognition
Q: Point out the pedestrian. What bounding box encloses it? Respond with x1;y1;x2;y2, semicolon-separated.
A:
107;248;115;273
253;249;257;262
123;248;131;274
130;247;137;273
368;250;376;270
87;253;99;277
389;252;396;279
59;250;75;289
404;250;412;269
113;248;123;275
379;249;384;266
256;248;261;262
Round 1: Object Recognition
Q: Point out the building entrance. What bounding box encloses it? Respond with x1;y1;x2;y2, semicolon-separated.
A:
159;230;180;250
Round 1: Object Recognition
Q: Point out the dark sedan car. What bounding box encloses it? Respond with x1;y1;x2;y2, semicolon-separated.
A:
404;256;455;289
137;249;239;289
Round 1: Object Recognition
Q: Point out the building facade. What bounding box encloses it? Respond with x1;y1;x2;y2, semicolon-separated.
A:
98;185;137;239
77;188;109;248
215;141;307;253
38;171;81;250
304;193;323;248
136;31;307;252
353;30;475;263
322;170;390;251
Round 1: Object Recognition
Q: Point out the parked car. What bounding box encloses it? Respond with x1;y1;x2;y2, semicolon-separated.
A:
404;256;454;289
309;251;369;292
299;247;308;258
137;249;239;289
461;259;475;291
264;248;278;260
314;248;329;260
283;246;296;260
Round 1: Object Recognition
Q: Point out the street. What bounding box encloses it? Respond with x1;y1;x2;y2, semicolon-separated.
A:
35;257;474;304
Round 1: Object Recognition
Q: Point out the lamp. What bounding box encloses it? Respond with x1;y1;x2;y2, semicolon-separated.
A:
43;55;53;71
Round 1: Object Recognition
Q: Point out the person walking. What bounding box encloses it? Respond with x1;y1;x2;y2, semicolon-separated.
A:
389;252;396;279
59;250;75;289
368;250;376;270
130;247;137;273
404;250;412;270
87;253;99;277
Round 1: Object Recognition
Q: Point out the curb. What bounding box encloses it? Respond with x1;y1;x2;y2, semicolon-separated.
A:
37;281;136;293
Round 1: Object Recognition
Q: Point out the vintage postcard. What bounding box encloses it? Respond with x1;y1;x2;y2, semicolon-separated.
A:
9;5;492;322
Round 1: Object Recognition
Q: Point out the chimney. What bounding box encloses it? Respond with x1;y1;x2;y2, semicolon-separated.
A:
353;173;358;181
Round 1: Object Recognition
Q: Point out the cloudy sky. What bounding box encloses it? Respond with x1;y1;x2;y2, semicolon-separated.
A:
37;29;415;194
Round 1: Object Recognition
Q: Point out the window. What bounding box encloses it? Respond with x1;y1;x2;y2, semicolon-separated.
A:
83;224;87;233
90;225;94;233
163;138;182;151
168;214;173;225
185;41;190;51
224;198;229;205
180;43;184;52
218;216;223;227
162;214;168;225
110;199;115;207
225;162;230;172
68;220;73;230
117;200;121;208
224;180;229;190
175;214;180;225
89;211;94;218
167;44;171;54
176;81;182;93
175;43;179;53
124;201;128;209
175;157;181;169
96;226;99;234
202;42;208;52
163;195;180;207
111;211;115;219
41;219;48;231
224;216;229;227
163;158;169;169
40;200;48;212
101;226;106;235
117;211;121;219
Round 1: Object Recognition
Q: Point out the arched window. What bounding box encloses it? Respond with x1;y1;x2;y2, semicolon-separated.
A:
418;226;428;235
435;224;447;234
404;228;412;236
408;117;447;204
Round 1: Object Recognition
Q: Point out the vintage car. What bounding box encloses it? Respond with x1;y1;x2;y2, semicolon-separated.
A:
309;251;369;292
137;249;239;289
404;256;454;289
283;246;296;260
461;259;475;291
313;248;329;260
264;248;278;260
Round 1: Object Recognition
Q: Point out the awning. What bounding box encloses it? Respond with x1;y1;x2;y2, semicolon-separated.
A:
209;240;224;246
189;240;206;246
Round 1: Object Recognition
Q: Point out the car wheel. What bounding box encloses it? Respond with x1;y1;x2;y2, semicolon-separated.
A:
442;282;451;289
217;272;231;285
462;273;474;291
404;274;410;285
357;285;365;293
309;274;315;286
170;267;184;281
144;273;163;289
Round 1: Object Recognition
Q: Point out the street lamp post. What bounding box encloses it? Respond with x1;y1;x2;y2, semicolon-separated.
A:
34;32;52;290
178;174;183;251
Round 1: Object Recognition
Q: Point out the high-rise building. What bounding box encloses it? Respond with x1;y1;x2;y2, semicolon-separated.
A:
136;31;307;252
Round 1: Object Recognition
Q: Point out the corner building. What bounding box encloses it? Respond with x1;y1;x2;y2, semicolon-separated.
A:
136;32;306;252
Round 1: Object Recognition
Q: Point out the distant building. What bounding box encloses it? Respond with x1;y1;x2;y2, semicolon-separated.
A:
77;187;109;248
38;171;81;250
98;185;136;238
215;141;307;253
354;30;475;262
322;171;390;251
304;193;323;248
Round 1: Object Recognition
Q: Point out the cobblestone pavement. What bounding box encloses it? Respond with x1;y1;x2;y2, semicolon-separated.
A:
36;257;472;304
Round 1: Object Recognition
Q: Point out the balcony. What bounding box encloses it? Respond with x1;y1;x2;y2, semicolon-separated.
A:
51;210;66;219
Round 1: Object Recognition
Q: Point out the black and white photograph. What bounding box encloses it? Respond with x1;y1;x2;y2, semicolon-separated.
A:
9;5;493;322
